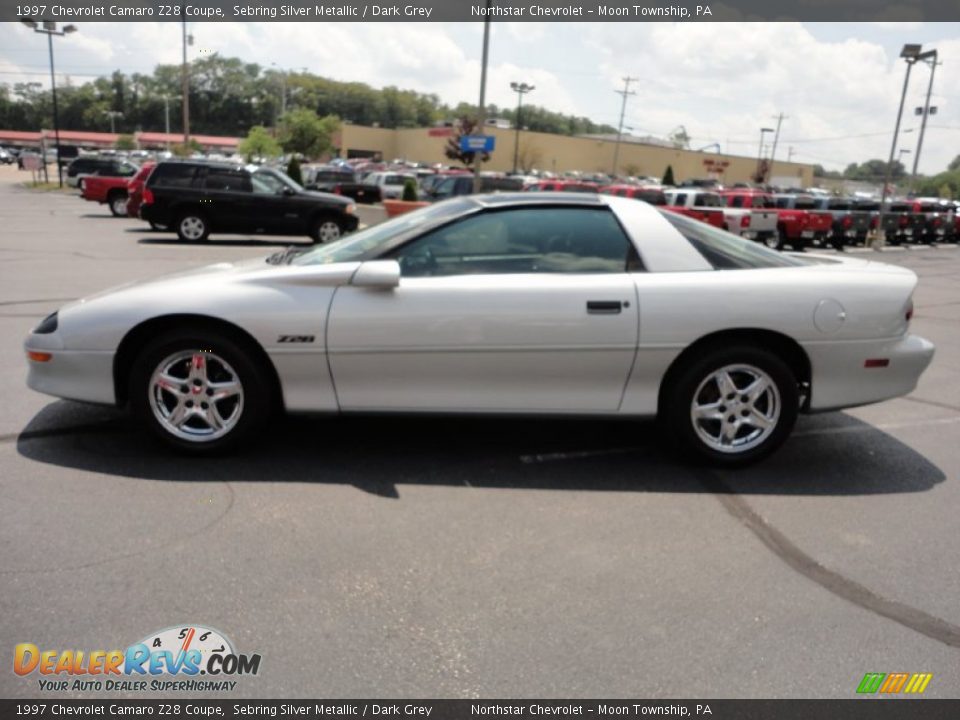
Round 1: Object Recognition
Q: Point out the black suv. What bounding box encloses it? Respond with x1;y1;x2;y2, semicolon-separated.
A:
66;156;138;188
141;161;359;243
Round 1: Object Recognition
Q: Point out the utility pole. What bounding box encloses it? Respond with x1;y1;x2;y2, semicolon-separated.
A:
510;81;535;174
181;19;191;146
767;112;787;184
611;76;637;177
787;146;795;163
472;0;491;195
911;53;939;190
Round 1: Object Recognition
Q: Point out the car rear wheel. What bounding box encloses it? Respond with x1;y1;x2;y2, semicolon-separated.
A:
130;330;273;454
311;215;343;244
663;345;798;467
176;212;210;242
108;192;128;217
764;229;785;251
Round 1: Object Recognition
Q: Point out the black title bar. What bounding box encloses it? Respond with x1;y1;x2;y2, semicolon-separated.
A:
3;700;960;719
2;0;958;22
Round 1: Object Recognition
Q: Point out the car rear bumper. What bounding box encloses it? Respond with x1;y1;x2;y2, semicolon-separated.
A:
804;334;935;412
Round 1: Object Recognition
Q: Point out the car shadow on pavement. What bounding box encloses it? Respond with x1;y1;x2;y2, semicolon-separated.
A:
15;400;946;498
136;237;312;247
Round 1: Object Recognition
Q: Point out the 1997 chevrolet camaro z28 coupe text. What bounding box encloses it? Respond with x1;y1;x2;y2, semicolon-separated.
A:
24;193;934;465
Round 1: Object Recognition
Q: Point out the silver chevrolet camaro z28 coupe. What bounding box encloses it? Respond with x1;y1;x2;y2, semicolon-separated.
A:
25;193;934;465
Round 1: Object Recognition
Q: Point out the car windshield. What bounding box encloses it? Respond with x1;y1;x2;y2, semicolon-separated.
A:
292;197;477;265
660;210;807;269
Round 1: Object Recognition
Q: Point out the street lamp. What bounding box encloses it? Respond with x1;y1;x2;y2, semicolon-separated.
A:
159;95;182;149
510;81;535;174
875;44;936;248
21;19;77;187
104;110;123;134
756;127;774;184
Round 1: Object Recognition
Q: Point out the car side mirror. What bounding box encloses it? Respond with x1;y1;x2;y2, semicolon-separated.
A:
282;186;296;196
351;260;400;289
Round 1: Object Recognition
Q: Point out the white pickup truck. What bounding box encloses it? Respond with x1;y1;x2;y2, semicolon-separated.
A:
664;189;777;241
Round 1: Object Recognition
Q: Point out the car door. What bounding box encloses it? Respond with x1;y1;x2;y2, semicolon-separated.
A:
249;170;302;233
200;167;254;232
326;205;640;412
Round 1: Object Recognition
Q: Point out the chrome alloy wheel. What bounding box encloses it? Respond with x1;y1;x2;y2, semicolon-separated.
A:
179;216;206;241
690;364;781;454
149;350;244;442
316;220;341;243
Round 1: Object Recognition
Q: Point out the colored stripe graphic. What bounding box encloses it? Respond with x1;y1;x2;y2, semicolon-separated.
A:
880;673;909;693
904;673;933;694
857;673;885;694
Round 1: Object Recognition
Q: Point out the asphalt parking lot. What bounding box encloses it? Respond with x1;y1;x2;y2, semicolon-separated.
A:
1;165;958;700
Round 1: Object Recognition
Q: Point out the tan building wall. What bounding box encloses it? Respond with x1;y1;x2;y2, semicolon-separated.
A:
339;124;814;187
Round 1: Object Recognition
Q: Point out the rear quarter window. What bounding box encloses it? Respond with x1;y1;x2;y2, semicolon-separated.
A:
149;164;199;189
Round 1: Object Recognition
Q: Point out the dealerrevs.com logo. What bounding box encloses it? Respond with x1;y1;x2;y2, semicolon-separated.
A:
14;625;261;692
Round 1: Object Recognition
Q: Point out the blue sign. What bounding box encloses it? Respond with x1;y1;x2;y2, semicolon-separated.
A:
460;135;496;153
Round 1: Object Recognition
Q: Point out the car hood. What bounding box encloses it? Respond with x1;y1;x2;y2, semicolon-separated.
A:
298;189;353;205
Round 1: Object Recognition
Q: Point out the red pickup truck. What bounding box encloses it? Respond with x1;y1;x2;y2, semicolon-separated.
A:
719;190;815;250
80;164;139;217
599;184;667;205
661;189;728;230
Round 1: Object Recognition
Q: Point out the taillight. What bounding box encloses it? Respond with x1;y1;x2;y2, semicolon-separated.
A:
870;217;878;229
934;217;941;227
842;216;852;229
142;188;154;205
334;186;342;195
740;215;750;228
906;299;914;322
899;216;908;227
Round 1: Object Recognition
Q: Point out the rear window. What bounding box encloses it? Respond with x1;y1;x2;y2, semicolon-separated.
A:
661;211;806;269
793;198;816;210
633;189;666;205
828;199;852;210
385;175;408;185
149;163;199;189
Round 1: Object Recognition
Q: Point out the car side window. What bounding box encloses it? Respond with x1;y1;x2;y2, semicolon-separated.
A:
251;172;286;194
388;207;635;277
150;164;199;188
730;196;744;208
205;169;252;192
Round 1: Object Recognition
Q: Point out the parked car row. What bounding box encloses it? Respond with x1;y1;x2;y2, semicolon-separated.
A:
71;158;359;243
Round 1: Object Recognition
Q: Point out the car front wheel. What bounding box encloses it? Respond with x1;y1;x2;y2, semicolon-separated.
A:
130;330;273;453
177;212;210;242
663;346;799;466
311;215;343;244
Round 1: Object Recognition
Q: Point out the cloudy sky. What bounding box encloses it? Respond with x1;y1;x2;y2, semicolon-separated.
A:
2;20;959;174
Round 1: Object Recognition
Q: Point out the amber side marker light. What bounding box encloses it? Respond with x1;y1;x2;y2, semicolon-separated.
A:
27;351;52;362
864;358;890;368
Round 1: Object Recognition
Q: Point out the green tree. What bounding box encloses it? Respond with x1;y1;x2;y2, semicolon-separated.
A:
115;134;136;151
662;165;676;186
286;156;303;185
239;125;282;159
947;155;960;172
445;117;488;167
171;139;202;157
278;108;340;160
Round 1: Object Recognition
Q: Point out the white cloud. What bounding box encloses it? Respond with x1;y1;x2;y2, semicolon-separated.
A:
1;21;958;174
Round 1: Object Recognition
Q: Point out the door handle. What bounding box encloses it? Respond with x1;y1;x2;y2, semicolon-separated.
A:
587;300;624;315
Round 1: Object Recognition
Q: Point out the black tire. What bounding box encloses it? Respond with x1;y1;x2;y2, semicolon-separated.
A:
764;228;785;251
176;211;210;242
108;191;128;217
661;345;799;467
310;214;344;244
129;329;273;454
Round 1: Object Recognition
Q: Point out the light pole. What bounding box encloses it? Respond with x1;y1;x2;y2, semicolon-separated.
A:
911;51;939;191
510;81;534;174
21;19;77;188
160;95;181;149
875;44;936;248
611;76;637;177
756;127;773;183
105;110;123;134
181;19;192;146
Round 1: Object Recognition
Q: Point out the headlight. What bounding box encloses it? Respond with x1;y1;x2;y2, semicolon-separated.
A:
345;204;357;215
33;311;58;334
